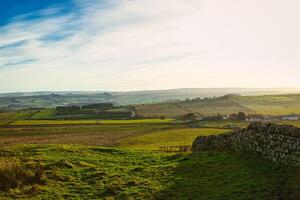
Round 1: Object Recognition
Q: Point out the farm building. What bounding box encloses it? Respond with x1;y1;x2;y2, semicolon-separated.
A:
281;115;299;121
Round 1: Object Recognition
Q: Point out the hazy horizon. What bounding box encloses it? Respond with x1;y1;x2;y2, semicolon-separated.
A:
1;0;300;92
1;87;300;95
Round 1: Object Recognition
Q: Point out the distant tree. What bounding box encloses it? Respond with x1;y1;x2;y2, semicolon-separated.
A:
246;114;264;120
203;113;223;121
82;103;113;110
229;112;246;121
160;115;165;120
229;113;238;120
180;113;197;123
237;112;246;121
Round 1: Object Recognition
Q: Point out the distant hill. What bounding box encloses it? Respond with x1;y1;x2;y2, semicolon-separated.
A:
232;93;300;115
1;88;300;109
134;93;300;117
134;96;253;117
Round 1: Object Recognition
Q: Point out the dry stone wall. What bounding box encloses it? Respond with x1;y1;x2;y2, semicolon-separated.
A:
192;122;300;165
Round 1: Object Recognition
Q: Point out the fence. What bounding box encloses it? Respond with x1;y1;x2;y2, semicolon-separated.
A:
159;145;192;152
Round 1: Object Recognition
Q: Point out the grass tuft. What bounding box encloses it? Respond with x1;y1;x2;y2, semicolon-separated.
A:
0;158;45;191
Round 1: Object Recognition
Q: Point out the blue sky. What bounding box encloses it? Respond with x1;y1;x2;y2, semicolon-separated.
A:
0;0;300;92
0;0;74;26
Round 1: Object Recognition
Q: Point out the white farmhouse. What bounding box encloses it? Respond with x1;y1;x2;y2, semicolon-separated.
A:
281;115;299;121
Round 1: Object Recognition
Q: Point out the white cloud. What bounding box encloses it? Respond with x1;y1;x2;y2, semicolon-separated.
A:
0;0;300;92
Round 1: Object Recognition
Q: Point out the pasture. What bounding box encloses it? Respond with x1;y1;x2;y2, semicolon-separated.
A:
0;121;180;147
134;94;300;117
0;144;299;199
10;119;174;126
120;128;227;150
29;108;56;119
2;93;300;121
0;112;300;199
233;94;300;115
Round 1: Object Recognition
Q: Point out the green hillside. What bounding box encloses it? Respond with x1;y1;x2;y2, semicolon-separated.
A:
134;97;253;117
2;93;300;120
232;94;300;115
1;88;300;109
134;94;300;117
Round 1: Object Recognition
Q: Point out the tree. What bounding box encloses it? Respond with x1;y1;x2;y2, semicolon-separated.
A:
237;112;246;121
180;113;197;123
229;112;246;121
229;113;238;120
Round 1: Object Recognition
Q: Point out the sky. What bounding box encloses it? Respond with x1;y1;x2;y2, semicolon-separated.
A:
0;0;300;92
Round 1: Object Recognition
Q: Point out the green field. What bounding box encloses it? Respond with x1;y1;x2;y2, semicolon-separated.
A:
134;98;253;117
0;104;132;124
0;145;299;199
10;119;175;126
0;110;38;125
134;94;300;117
1;89;299;109
2;93;300;120
120;128;227;150
30;109;56;119
232;94;300;115
1;98;300;199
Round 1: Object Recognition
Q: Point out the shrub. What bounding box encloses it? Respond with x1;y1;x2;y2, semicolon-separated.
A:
0;158;45;191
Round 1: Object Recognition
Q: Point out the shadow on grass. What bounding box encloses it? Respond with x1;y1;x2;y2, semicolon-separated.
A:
154;152;300;200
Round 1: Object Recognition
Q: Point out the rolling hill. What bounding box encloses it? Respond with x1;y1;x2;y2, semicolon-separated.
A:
1;89;300;117
1;88;300;109
134;94;300;117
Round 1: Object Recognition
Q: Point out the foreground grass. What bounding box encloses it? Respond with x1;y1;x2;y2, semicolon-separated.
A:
166;152;300;200
0;145;299;200
0;158;45;191
0;145;175;199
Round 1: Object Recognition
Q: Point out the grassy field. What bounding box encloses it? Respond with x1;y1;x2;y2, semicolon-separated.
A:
2;93;300;121
0;105;132;124
134;98;253;118
10;119;175;126
0;122;182;147
0;110;38;125
232;94;300;115
197;120;300;128
0;114;300;199
197;120;249;128
0;145;299;199
0;112;16;125
134;97;255;118
120;128;227;150
134;94;300;117
277;120;300;128
1;89;299;109
30;109;56;119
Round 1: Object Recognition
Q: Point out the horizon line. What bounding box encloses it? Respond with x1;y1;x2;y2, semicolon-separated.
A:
1;86;300;94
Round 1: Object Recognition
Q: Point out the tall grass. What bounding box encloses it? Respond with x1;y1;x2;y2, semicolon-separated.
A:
0;158;45;191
